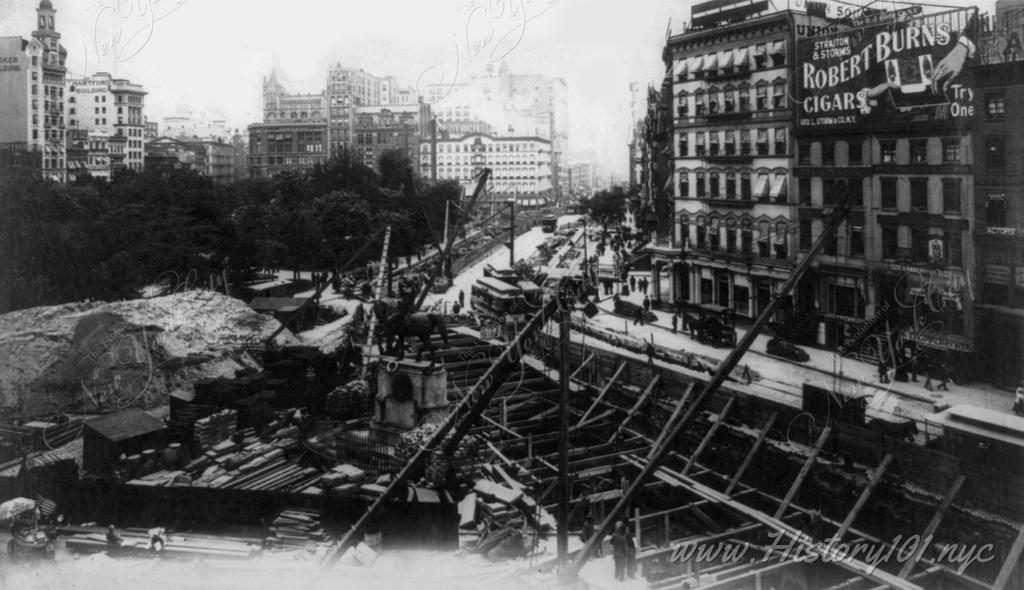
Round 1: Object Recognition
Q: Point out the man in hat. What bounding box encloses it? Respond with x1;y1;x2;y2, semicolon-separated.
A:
610;521;628;581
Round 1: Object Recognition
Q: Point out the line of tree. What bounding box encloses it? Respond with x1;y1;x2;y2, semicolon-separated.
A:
0;149;460;314
581;186;628;231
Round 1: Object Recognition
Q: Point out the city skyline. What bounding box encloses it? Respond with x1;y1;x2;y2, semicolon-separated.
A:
0;0;692;178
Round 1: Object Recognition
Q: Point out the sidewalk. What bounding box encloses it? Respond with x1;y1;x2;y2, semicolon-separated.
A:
587;279;1015;419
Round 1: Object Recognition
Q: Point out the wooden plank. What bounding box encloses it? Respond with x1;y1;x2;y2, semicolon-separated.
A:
725;411;777;496
567;352;595;381
836;454;892;538
993;520;1024;590
481;415;523;439
898;474;965;578
576;361;626;427
682;396;736;476
773;425;832;519
607;375;661;444
646;384;695;461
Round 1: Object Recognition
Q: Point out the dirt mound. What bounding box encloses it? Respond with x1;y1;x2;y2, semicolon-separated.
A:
0;290;299;417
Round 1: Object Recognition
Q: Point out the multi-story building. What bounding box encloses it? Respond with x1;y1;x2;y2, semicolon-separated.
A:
792;8;979;376
68;72;147;173
66;128;111;179
973;0;1024;386
419;133;553;208
352;103;431;169
143;118;158;141
231;130;249;182
667;9;797;319
161;111;229;142
424;63;569;198
247;122;327;179
0;0;68;181
145;137;235;183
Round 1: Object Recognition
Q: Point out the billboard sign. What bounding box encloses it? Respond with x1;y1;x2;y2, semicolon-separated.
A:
797;8;978;130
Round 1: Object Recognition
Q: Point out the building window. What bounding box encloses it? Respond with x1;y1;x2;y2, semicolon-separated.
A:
696;172;706;197
774;128;787;155
725;172;736;198
740;129;751;154
772;83;785;109
942;139;960;163
799;177;811;205
799;220;812;250
724;90;736;113
946;231;962;266
696;133;706;156
739;87;750;111
850;225;864;257
756;129;768;155
910;139;927;163
756;85;767;110
882;226;898;259
986;93;1006;118
741;172;751;199
848;141;862;164
709;226;720;250
709;173;720;197
881;140;896;163
912;228;929;263
680;175;689;197
725;131;736;155
821;142;835;165
742;229;753;253
942;178;961;214
881;177;897;209
986;193;1007;227
986;136;1006;169
727;229;737;251
709;133;720;155
697;226;707;249
910;178;928;211
798;141;811;165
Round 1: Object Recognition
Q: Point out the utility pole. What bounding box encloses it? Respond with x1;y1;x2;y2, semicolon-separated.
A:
431;116;438;181
508;198;516;267
557;304;571;574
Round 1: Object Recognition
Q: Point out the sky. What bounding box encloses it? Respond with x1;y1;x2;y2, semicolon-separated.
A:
0;0;996;177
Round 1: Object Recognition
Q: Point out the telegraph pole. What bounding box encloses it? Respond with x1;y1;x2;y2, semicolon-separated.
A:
557;302;571;574
430;116;438;181
508;198;516;267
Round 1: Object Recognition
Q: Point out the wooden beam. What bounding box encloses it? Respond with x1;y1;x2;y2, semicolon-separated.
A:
607;374;661;444
836;454;892;538
646;384;696;461
576;361;626;427
567;352;595;381
682;396;736;476
725;411;777;496
481;415;524;439
773;426;832;519
993;520;1024;590
898;474;965;579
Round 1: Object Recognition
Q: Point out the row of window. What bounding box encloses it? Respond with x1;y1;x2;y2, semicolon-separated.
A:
427;143;540;153
675;41;787;82
687;224;790;260
678;128;788;157
678;82;787;116
679;171;787;202
878;177;963;214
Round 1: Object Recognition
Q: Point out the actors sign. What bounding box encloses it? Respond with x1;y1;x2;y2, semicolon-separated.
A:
796;8;978;130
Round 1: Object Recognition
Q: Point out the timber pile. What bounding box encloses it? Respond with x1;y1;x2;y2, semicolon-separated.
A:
267;508;328;547
193;409;238;448
62;526;261;560
460;463;556;561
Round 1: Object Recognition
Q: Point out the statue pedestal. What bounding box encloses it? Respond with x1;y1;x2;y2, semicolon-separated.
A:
371;358;449;443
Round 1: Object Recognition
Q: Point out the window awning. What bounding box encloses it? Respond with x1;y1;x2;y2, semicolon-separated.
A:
720;50;735;70
675;59;688;79
755;174;770;197
734;47;749;69
689;55;704;72
770;41;785;56
703;53;718;72
770;174;788;198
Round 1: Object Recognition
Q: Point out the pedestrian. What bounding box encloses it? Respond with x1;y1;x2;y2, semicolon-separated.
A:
878;355;890;384
642;295;651;312
459;289;466;308
331;273;341;294
452;301;462;315
580;516;601;556
923;353;936;391
903;343;918;382
640;278;648;294
624;526;637;579
633;307;644;326
671;313;678;334
1013;383;1024;417
645;340;656;367
936;353;950;391
106;524;123;552
610;522;627;581
629;276;636;292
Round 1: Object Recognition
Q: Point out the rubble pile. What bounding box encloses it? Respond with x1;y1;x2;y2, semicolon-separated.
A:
0;290;299;416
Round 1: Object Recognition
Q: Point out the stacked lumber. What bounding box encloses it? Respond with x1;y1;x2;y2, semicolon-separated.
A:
267;508;327;547
460;464;557;560
62;526;260;560
193;409;238;448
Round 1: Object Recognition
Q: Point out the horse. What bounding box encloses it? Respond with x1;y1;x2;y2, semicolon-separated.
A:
867;418;919;442
373;299;449;365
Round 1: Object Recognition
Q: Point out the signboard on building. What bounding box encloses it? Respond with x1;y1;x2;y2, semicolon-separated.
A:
796;7;978;130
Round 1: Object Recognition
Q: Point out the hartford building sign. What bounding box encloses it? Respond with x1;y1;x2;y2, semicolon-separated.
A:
796;8;979;130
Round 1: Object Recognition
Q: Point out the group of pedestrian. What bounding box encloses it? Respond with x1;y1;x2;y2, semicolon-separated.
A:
877;344;950;392
626;276;650;295
578;517;637;581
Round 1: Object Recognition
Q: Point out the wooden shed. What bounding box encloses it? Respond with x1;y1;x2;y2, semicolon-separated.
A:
83;409;167;477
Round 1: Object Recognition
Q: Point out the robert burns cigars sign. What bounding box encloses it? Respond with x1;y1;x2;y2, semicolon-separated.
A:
797;8;978;130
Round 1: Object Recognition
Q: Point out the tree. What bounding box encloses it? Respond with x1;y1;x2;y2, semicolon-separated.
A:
585;186;628;231
378;149;415;196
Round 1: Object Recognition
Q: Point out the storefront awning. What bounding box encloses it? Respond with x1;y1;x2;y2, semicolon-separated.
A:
719;50;735;70
770;175;787;199
901;328;974;353
734;47;749;69
674;59;688;79
703;53;718;72
754;175;770;197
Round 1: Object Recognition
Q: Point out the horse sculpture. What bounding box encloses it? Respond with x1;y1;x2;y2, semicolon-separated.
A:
373;298;449;365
